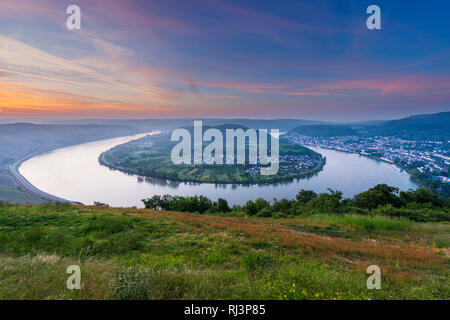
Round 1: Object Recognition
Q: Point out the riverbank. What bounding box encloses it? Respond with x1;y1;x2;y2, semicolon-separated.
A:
0;122;156;204
7;153;76;204
301;143;399;165
9;132;154;205
302;143;447;195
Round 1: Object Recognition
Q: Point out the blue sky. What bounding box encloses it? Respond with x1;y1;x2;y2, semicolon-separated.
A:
0;0;449;121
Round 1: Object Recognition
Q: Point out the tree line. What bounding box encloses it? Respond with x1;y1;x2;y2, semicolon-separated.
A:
142;184;449;222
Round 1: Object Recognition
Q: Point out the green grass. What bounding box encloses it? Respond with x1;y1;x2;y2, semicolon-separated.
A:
0;205;177;258
0;173;46;204
305;214;413;232
0;203;448;300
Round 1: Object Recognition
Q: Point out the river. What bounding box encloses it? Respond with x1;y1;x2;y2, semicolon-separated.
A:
19;132;418;207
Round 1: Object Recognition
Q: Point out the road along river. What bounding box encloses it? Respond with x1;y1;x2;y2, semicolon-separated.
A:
19;132;418;208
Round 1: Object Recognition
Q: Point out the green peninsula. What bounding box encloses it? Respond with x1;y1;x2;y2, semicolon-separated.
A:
100;125;325;184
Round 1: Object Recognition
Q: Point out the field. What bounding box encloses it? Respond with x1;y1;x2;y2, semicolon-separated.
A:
0;203;448;300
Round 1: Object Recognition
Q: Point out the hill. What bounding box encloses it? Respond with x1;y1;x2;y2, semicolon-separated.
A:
31;118;324;132
200;119;325;131
288;112;450;140
366;112;450;141
0;202;447;299
289;125;359;137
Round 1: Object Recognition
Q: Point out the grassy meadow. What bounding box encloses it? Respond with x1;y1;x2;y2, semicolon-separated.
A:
0;202;448;300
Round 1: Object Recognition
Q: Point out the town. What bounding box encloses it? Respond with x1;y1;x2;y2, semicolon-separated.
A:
286;133;450;188
245;154;323;176
171;121;280;175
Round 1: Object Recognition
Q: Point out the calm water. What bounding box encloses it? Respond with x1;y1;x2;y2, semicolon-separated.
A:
19;132;418;207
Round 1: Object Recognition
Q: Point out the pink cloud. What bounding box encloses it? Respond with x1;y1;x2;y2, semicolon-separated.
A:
0;1;59;17
318;76;450;96
0;0;192;36
282;91;332;97
193;80;286;93
90;0;190;33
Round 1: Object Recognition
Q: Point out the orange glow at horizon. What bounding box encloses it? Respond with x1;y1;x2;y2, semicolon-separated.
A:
0;82;170;117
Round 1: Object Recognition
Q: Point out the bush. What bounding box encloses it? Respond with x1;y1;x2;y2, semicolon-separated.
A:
306;190;343;214
109;266;196;299
141;185;449;222
373;204;450;222
226;210;246;217
296;189;317;203
257;208;272;217
93;201;110;207
272;212;288;219
242;253;271;269
400;188;446;207
354;184;402;210
243;200;257;216
345;206;369;215
110;267;152;300
217;198;230;212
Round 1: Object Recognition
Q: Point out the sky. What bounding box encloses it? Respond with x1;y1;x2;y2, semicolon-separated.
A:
0;0;449;121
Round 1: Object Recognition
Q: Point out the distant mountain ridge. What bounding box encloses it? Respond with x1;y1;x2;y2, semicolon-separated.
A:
0;123;145;167
289;125;359;137
1;118;323;132
286;112;449;141
366;111;450;141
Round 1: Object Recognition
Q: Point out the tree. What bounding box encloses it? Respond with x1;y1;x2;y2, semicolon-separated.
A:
257;208;272;217
354;184;401;210
306;190;343;214
142;195;162;209
296;189;317;203
93;201;109;207
198;195;213;213
217;198;230;212
272;198;293;213
254;198;271;212
327;188;343;201
160;194;173;210
243;200;258;216
399;188;445;207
